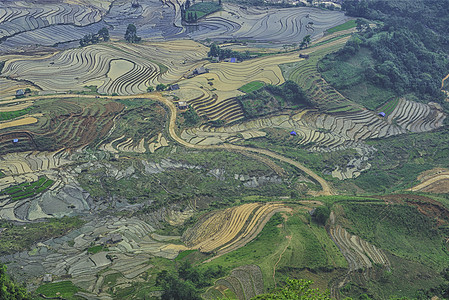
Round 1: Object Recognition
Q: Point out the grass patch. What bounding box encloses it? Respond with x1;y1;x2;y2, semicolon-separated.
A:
87;245;108;254
0;107;31;121
175;249;197;261
342;202;449;270
185;2;221;20
238;81;265;93
1;176;54;201
36;281;80;299
326;20;357;34
0;217;85;255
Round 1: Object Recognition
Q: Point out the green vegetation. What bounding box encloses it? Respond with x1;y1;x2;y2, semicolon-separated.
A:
124;24;141;43
332;0;449;108
180;107;201;127
238;81;265;93
204;211;346;289
87;245;108;254
0;264;31;299
343;202;449;270
351;128;449;193
237;80;311;118
36;281;81;299
253;278;330;300
0;107;31;121
208;43;251;61
1;176;54;201
326;19;357;34
175;250;197;261
319;46;397;110
182;2;221;23
79;27;109;47
156;261;225;299
0;61;4;74
0;216;85;255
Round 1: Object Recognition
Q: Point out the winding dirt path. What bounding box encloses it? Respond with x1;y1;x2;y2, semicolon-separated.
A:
1;92;334;195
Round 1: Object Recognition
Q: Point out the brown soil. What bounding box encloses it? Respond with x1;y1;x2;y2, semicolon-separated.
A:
375;194;449;226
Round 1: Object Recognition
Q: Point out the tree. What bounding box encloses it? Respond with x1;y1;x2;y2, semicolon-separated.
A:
300;35;311;49
124;24;141;43
313;206;330;225
147;86;154;92
156;83;167;91
98;27;110;42
156;271;201;300
208;43;220;57
253;278;331;299
355;18;370;32
0;264;31;300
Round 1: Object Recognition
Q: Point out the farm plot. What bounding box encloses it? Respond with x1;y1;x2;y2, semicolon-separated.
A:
181;98;445;153
182;202;290;255
173;50;302;123
409;169;449;194
328;224;390;272
0;0;112;41
0;97;124;153
2;41;207;95
188;4;348;44
0;176;54;202
1;216;187;294
102;0;184;40
281;37;359;112
205;265;264;300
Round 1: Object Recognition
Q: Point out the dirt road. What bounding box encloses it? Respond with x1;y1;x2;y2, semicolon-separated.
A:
1;92;334;195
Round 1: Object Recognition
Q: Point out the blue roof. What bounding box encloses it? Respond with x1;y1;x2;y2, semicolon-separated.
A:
230;58;237;63
378;112;386;117
12;139;19;143
290;131;297;136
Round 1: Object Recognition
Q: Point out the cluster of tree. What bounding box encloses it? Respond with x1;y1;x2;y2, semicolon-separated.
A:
181;0;222;23
79;27;109;47
124;24;141;43
156;261;225;300
208;43;251;61
336;0;449;102
237;81;311;118
0;264;31;299
182;107;201;126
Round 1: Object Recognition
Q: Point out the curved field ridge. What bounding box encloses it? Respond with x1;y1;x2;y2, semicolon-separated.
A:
0;0;112;40
181;99;446;152
182;202;290;254
2;41;208;95
409;170;449;193
206;265;264;300
329;225;390;272
189;4;349;44
175;50;302;123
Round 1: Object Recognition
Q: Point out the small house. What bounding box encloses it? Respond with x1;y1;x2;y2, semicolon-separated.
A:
168;84;180;91
299;54;310;59
43;274;52;282
224;58;238;63
290;131;297;136
378;112;386;117
16;89;25;96
193;66;208;75
178;101;188;109
12;139;19;143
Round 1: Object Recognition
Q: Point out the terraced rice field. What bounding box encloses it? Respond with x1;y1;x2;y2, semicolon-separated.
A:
1;41;207;95
281;37;360;112
0;0;111;41
182;202;290;255
189;4;348;44
0;78;34;98
174;50;303;123
329;224;390;272
205;265;264;300
181;98;446;153
0;97;124;153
